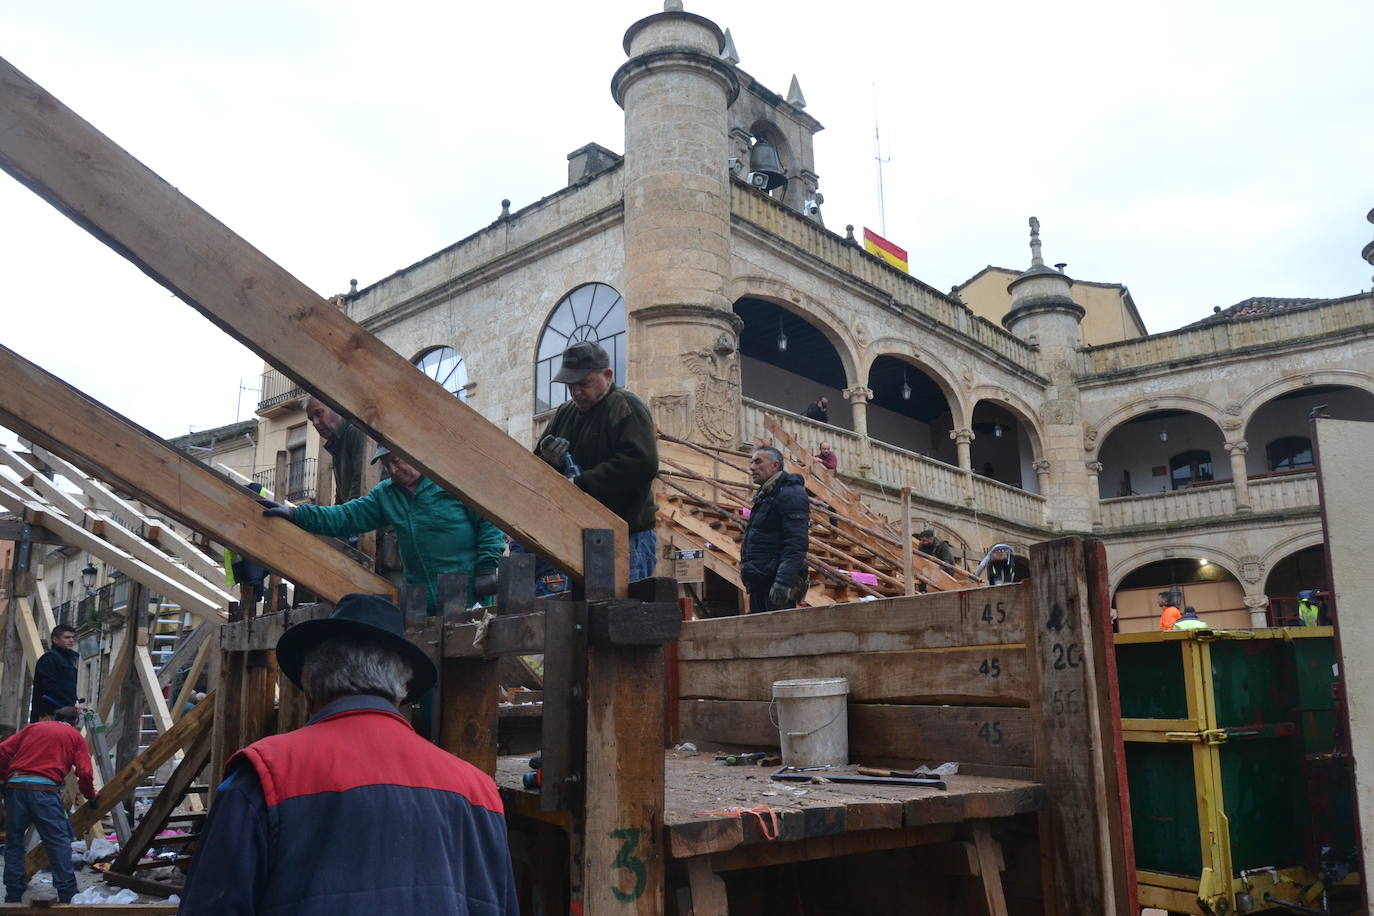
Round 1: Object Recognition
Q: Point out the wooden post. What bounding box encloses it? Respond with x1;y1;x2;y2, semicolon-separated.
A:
115;586;147;823
208;602;246;802
581;530;666;915
1026;537;1132;916
436;572;502;773
901;486;915;596
0;524;34;733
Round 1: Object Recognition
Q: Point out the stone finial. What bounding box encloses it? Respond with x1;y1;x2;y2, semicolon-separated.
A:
664;0;683;10
786;74;807;108
720;27;739;64
500;199;511;220
1028;216;1044;268
348;279;358;294
844;224;857;246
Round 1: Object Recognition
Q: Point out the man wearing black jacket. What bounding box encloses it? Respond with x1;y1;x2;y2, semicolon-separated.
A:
30;625;78;722
740;446;810;612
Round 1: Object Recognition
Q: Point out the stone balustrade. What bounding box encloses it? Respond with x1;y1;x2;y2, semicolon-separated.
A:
1080;294;1374;377
1099;471;1319;529
739;398;1047;527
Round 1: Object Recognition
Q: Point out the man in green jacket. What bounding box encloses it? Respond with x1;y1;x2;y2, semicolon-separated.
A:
536;340;659;583
261;446;504;610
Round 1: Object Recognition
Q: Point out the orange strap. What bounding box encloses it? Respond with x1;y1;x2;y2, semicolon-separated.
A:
690;804;780;841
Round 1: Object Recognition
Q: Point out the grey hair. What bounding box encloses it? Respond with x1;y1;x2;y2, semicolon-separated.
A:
753;445;784;468
299;635;413;707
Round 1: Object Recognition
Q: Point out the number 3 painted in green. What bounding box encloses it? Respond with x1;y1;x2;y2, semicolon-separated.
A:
609;827;647;903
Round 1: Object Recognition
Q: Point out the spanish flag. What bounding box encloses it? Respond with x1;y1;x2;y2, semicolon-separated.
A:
863;227;909;273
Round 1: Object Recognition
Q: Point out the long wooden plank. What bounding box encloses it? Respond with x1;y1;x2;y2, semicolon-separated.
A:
0;59;627;592
1026;538;1131;916
12;596;45;669
91;513;234;606
133;645;174;733
679;647;1029;706
0;344;394;604
677;585;1027;661
27;692;214;875
678;700;1033;769
111;721;212;874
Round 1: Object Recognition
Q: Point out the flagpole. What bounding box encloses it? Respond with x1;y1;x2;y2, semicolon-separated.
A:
873;83;889;237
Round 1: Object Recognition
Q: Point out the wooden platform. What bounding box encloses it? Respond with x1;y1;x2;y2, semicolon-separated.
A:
497;750;1043;860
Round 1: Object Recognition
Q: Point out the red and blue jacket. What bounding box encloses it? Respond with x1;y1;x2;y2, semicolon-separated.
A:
178;695;517;915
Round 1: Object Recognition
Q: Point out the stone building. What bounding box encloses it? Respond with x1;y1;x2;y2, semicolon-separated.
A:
250;3;1374;632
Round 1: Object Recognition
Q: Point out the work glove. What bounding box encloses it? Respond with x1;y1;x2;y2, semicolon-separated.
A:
767;581;797;611
537;436;571;466
258;499;296;522
474;568;499;598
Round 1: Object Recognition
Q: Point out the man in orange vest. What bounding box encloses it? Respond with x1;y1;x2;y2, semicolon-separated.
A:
1157;590;1183;631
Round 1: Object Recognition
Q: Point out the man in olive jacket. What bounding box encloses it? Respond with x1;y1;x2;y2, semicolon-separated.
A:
536;341;659;581
740;445;810;612
262;446;504;610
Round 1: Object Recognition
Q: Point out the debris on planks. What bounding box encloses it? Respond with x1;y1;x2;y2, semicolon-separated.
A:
656;430;982;607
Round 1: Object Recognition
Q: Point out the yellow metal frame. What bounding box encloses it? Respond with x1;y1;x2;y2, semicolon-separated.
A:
1119;628;1341;915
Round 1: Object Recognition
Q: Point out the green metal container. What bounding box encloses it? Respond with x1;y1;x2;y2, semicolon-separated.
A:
1116;627;1356;915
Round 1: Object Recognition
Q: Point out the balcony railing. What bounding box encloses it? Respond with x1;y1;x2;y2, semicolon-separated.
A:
739;398;1047;527
1098;471;1319;529
253;459;316;503
257;368;305;415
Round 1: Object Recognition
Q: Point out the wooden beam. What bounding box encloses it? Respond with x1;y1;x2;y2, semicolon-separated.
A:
0;58;627;592
0;344;395;604
12;596;45;670
1026;538;1132;916
0;518;62;545
133;645;174;734
171;636;213;722
27;691;214;875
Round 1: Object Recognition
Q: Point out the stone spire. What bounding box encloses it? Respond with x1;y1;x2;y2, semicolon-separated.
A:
786;74;806;108
1028;216;1044;268
1003;216;1081;332
720;27;739;65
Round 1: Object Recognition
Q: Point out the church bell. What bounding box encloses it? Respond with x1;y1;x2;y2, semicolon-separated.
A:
748;139;786;192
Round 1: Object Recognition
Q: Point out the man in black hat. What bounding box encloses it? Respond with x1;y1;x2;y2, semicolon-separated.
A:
916;527;955;566
179;593;518;915
535;340;659;583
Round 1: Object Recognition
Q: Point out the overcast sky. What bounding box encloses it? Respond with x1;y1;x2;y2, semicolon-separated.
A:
3;1;1371;440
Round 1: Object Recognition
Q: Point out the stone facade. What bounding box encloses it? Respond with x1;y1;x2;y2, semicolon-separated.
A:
246;3;1374;631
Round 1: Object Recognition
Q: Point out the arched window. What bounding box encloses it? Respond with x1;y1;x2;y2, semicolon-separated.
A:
1169;449;1213;490
1266;436;1313;472
413;346;468;401
535;283;625;413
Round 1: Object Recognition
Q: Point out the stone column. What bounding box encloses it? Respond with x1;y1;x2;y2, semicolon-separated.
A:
1034;459;1053;525
1243;594;1269;628
1086;461;1104;532
950;427;974;471
950;428;975;505
613;6;742;448
1225;440;1251;513
844;385;874;477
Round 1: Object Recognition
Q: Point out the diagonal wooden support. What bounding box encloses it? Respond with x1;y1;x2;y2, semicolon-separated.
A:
0;56;627;593
110;721;213;875
0;344;395;604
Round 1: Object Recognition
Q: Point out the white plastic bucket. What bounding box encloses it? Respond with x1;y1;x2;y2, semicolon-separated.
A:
771;677;849;768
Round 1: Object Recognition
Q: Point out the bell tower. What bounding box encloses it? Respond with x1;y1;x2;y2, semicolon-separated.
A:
612;2;743;447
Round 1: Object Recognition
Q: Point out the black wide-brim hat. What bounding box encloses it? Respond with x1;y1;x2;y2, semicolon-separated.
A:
276;593;437;704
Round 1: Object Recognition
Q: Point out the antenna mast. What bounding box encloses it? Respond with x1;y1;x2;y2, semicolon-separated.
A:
873;84;890;236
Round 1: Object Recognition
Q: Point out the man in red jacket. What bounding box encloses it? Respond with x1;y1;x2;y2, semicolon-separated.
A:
1;706;97;904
